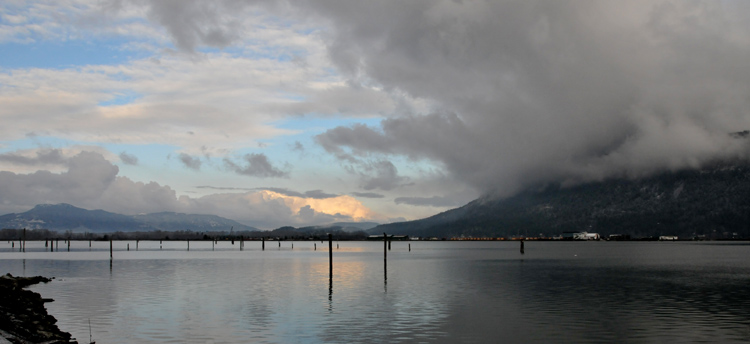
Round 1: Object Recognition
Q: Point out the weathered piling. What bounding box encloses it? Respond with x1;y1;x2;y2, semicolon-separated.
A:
328;233;333;280
109;239;113;260
136;239;139;251
22;228;26;253
262;237;265;251
383;233;387;260
409;243;411;252
127;244;130;251
520;239;524;254
67;240;70;252
314;243;317;250
187;240;190;251
278;240;281;248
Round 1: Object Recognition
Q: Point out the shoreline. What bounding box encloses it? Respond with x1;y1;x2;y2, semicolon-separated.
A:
0;273;77;344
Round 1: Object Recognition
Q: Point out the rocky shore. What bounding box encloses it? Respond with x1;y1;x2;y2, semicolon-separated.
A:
0;273;77;344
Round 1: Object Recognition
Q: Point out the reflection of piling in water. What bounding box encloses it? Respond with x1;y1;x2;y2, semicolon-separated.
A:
383;232;388;291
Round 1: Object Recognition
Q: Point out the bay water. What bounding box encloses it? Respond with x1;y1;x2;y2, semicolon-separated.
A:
1;240;749;343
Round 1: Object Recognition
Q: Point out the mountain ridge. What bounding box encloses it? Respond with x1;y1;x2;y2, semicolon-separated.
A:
0;203;259;233
372;162;750;239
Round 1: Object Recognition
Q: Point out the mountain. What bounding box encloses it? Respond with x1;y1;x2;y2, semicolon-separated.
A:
0;204;258;233
373;162;750;239
329;222;380;232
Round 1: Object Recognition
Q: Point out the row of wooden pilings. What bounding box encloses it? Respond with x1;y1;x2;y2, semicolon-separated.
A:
13;231;418;282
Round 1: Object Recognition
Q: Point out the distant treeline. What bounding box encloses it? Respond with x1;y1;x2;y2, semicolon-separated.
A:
0;227;369;241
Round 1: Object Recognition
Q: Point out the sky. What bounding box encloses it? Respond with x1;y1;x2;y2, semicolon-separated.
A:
2;1;750;229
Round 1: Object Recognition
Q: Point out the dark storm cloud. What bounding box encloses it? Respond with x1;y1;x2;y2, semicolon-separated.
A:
0;149;68;166
119;152;138;165
259;187;338;199
291;141;304;152
138;0;247;52
179;153;202;170
196;186;254;191
224;153;289;178
309;0;750;197
121;0;750;198
351;192;385;199
359;159;407;191
395;195;464;208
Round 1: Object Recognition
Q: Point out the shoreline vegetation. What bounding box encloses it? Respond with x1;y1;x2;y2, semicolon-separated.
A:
0;274;76;344
1;228;747;243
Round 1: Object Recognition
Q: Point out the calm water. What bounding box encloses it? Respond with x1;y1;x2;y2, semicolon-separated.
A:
1;240;749;343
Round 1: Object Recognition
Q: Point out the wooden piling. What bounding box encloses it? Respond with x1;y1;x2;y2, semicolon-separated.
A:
383;233;387;260
109;239;113;260
520;239;525;255
136;240;139;251
328;233;333;280
187;240;190;251
22;228;26;253
127;244;130;251
314;243;317;251
262;237;265;251
67;240;70;252
409;243;411;252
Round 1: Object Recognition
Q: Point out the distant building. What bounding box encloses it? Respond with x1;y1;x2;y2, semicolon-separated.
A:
560;231;600;240
659;236;678;241
607;234;630;241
